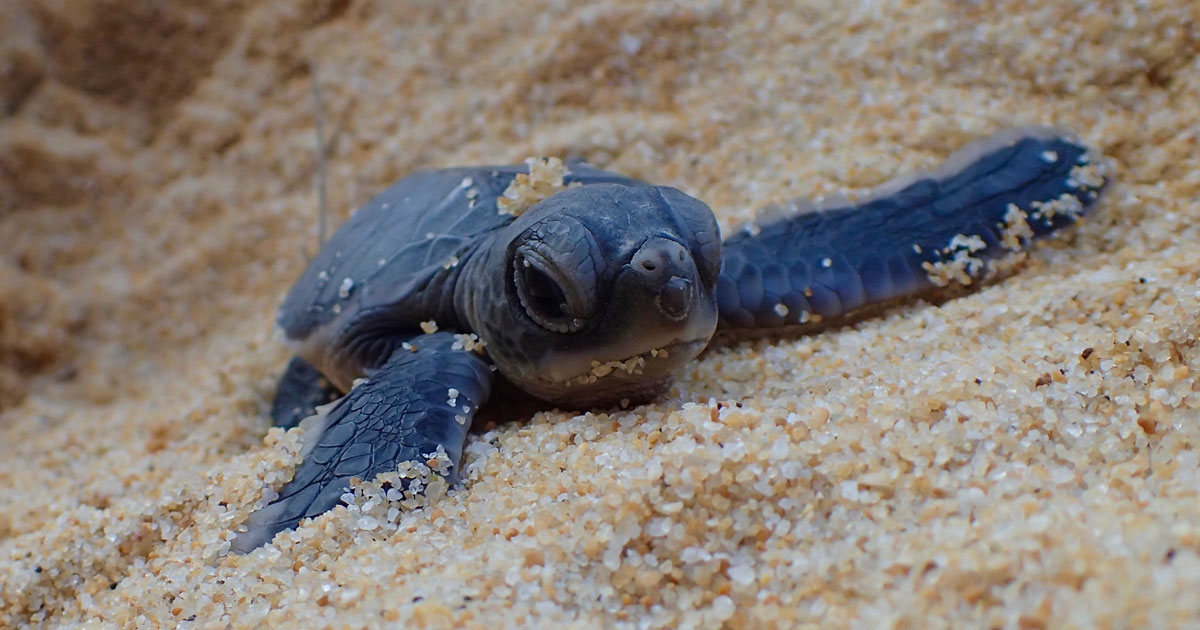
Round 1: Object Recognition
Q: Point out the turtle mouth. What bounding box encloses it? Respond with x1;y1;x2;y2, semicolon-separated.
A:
512;336;709;408
553;337;709;387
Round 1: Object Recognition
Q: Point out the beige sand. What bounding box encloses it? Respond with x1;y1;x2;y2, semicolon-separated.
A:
2;0;1199;628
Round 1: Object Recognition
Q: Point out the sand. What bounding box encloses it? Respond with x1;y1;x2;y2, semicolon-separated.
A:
1;0;1198;628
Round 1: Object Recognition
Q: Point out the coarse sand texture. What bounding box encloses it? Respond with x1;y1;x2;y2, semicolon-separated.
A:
1;1;1199;628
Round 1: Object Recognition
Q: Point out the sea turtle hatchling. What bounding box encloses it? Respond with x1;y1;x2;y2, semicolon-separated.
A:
231;126;1109;552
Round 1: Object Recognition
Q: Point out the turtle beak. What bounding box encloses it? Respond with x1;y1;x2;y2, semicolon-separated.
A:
630;237;698;322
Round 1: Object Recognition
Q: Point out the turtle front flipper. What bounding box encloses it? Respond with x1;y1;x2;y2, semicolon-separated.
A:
231;333;492;553
270;356;342;430
715;127;1110;337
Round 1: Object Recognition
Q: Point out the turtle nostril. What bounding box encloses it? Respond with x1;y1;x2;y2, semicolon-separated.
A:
657;276;692;320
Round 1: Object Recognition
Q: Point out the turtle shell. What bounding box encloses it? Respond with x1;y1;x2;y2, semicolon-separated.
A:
276;162;637;388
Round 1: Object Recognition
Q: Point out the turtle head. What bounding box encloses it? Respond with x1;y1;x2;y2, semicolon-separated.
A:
461;183;721;408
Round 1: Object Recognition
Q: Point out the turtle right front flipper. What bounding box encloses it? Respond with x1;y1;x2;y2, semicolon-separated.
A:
232;333;492;553
715;127;1110;335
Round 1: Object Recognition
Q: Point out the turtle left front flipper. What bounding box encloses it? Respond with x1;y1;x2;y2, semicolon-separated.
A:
231;332;492;553
715;127;1110;338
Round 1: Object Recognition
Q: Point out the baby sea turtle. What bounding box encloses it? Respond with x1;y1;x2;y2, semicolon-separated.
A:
231;127;1108;552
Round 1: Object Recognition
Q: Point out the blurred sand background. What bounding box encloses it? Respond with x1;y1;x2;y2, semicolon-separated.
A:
1;0;1198;628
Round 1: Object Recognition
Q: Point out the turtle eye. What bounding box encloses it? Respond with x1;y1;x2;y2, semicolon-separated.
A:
513;253;587;333
522;264;566;319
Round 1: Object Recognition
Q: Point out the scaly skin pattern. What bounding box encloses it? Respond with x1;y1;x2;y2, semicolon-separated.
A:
234;333;491;553
716;128;1108;333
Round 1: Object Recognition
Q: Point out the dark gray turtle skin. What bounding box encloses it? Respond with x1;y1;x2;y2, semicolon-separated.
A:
231;127;1108;552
